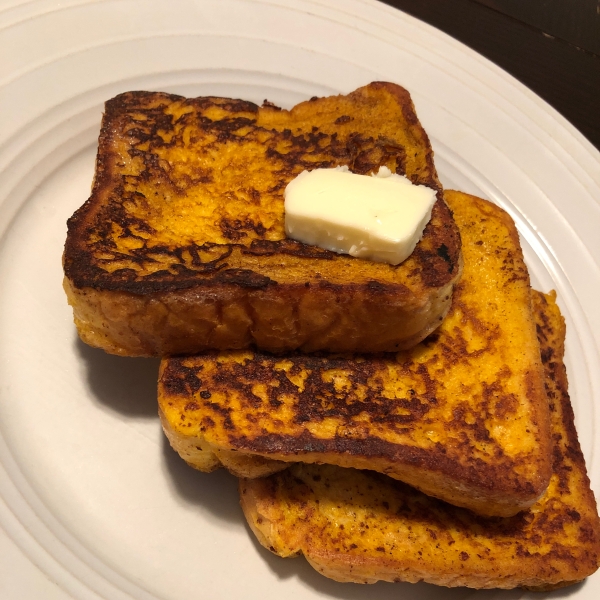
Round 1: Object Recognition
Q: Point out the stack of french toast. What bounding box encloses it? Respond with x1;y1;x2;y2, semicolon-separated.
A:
63;82;600;590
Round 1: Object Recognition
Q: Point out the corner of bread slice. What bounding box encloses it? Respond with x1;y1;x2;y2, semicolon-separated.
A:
158;190;552;517
238;289;600;589
158;358;287;478
63;83;461;356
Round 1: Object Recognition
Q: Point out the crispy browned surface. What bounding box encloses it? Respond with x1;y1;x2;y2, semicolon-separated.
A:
63;82;462;356
160;408;288;478
158;191;551;517
239;290;600;589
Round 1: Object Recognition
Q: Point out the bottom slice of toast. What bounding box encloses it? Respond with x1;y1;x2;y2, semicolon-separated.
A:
239;291;600;589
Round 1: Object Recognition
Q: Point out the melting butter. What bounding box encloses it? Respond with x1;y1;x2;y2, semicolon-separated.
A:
284;166;437;265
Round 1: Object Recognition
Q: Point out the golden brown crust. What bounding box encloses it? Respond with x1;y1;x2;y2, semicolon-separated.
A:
159;399;287;477
159;191;551;517
63;83;462;355
238;290;600;589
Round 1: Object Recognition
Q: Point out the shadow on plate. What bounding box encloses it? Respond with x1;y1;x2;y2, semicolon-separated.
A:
75;337;160;417
161;434;242;523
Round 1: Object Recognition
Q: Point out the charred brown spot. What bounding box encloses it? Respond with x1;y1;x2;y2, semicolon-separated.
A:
220;218;266;241
243;238;335;259
213;269;275;288
161;359;202;395
262;99;282;111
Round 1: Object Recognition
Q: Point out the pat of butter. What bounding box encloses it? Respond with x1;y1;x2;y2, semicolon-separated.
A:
284;166;437;265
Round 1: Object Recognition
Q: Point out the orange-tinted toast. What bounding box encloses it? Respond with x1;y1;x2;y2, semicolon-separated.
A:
158;191;551;517
63;83;461;356
239;291;600;589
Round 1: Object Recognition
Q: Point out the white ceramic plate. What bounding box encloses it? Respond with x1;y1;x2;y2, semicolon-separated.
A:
1;0;599;598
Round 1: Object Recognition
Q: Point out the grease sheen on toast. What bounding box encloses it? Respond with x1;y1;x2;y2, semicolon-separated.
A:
159;191;552;517
239;290;600;589
63;82;462;356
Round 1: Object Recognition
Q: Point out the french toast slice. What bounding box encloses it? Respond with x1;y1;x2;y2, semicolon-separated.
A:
63;82;462;356
239;291;600;590
158;191;552;517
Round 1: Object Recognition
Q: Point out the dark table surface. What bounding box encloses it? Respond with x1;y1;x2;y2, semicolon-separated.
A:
382;0;600;153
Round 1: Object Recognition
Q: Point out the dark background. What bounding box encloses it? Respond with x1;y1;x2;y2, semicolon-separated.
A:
381;0;600;151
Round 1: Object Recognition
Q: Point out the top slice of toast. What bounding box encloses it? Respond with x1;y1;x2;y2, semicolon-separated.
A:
158;191;552;517
63;83;462;356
